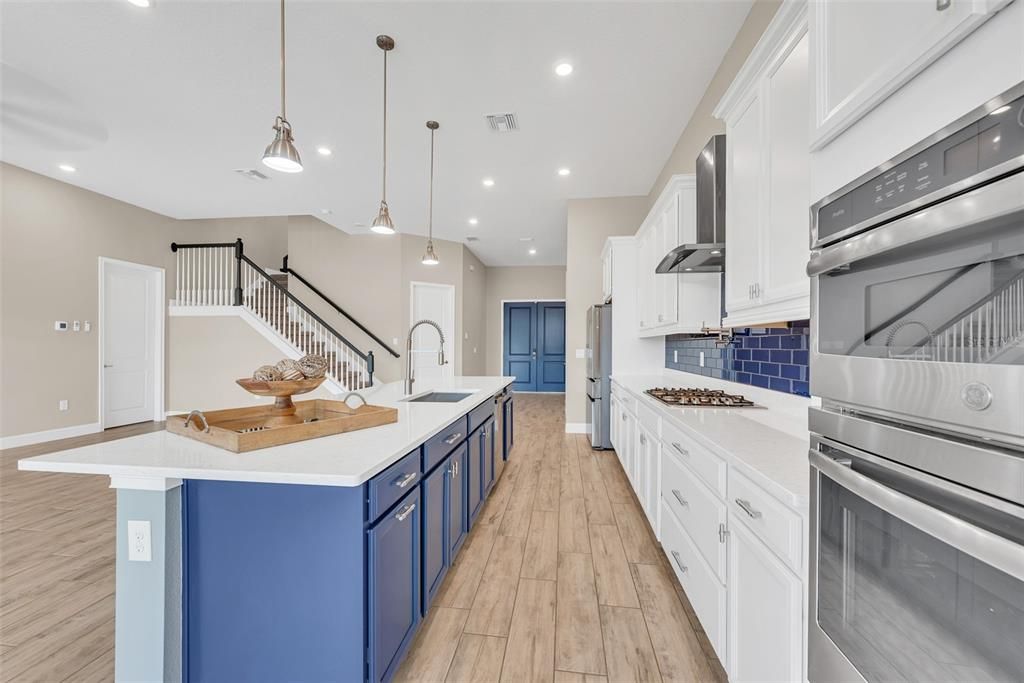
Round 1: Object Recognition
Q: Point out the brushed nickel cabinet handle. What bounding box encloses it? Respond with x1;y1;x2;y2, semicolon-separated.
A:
671;442;689;457
670;551;688;573
393;472;417;489
672;489;689;507
395;503;416;522
735;498;762;519
443;432;463;445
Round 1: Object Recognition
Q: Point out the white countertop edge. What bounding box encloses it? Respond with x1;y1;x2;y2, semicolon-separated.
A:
610;373;811;509
18;376;515;488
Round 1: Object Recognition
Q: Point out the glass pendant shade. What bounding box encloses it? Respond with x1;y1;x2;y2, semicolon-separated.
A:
421;240;439;266
262;118;303;173
370;201;395;235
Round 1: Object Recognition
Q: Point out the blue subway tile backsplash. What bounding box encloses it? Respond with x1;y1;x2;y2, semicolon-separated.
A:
664;322;811;397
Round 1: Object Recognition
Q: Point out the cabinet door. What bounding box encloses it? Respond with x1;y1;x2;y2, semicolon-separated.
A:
449;443;468;558
504;397;514;458
724;89;764;318
636;228;651;332
659;193;680;326
727;516;803;682
368;489;421;683
810;0;1003;149
609;397;620;450
422;459;449;614
467;428;484;525
763;32;811;309
482;417;495;494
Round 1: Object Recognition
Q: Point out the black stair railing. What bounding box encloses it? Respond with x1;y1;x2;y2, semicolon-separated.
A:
281;255;401;358
170;239;376;385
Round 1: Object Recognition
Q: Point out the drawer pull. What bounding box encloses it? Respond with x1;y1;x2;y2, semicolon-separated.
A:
735;498;762;519
639;433;646;445
443;432;463;445
393;472;417;489
670;551;688;573
671;442;689;457
395;503;417;522
671;489;689;507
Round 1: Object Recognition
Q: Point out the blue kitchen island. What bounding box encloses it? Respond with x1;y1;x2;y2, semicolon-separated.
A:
19;377;515;683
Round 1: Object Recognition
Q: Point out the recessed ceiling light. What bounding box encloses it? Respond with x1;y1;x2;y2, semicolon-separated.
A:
316;146;332;156
482;178;495;187
58;163;76;173
127;0;151;7
990;104;1012;116
555;62;573;77
684;267;693;272
528;247;537;255
468;217;479;226
558;167;571;177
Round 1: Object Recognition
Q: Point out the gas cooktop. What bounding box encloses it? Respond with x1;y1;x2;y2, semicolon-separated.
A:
645;387;755;408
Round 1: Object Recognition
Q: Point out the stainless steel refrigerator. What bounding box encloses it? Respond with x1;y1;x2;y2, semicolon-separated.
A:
586;304;612;449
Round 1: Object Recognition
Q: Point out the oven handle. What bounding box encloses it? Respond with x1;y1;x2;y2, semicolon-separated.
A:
810;448;1024;580
807;170;1024;277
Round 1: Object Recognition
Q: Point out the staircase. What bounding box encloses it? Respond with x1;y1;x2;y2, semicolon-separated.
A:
169;239;379;393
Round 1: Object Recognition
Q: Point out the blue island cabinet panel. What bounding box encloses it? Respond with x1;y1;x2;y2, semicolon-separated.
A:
503;396;514;461
421;454;449;614
182;480;365;683
482;416;496;494
467;426;484;526
368;487;421;683
449;442;469;558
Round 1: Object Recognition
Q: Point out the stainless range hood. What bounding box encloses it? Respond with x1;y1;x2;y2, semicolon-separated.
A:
656;135;726;273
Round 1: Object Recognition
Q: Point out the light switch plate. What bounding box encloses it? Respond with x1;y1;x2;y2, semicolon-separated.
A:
575;349;586;359
127;520;152;562
73;320;81;332
699;351;705;367
673;350;678;363
59;399;69;412
54;321;68;331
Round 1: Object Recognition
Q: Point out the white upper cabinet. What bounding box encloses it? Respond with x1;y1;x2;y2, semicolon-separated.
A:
715;1;811;328
601;241;613;304
635;175;722;337
809;0;1011;150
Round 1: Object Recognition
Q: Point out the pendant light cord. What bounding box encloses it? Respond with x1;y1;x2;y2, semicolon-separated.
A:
381;48;388;203
279;0;287;121
428;126;435;241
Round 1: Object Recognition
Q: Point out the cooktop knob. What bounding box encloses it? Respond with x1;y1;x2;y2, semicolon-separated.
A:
960;382;992;411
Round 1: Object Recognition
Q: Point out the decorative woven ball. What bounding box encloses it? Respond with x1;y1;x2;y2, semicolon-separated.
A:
298;353;328;379
275;358;304;380
252;365;282;382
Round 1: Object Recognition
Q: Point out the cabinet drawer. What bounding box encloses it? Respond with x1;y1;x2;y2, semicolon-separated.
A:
660;420;727;497
638;403;660;437
423;416;469;473
661;450;727;582
468;399;495;435
368;448;423;521
612;385;636;414
659;500;727;662
729;468;803;573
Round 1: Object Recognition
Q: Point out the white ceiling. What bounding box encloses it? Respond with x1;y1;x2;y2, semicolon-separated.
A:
1;0;751;266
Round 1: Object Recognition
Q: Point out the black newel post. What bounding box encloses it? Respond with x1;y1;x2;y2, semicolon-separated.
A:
367;351;375;382
282;254;289;273
233;238;244;306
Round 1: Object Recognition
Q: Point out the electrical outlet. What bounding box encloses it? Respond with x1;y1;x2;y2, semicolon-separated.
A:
699;351;706;367
673;350;678;363
58;399;69;412
575;348;586;359
127;520;152;562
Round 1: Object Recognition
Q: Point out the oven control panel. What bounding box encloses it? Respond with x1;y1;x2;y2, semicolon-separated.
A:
815;91;1024;247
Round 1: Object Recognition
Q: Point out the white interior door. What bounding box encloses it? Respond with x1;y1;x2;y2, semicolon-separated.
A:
410;282;455;386
103;260;159;428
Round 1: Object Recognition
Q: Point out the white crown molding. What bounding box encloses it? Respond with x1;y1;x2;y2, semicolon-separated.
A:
713;0;808;121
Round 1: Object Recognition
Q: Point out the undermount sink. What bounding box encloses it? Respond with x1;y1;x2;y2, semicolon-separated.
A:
403;391;476;403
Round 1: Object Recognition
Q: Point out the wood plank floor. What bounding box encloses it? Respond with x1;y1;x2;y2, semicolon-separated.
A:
0;421;163;682
396;394;727;683
0;395;727;682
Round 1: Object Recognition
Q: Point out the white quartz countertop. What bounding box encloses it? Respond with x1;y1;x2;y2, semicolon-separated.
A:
18;376;515;487
611;372;812;508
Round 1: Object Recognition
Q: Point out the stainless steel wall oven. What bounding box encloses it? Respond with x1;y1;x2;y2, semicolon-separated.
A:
807;82;1024;683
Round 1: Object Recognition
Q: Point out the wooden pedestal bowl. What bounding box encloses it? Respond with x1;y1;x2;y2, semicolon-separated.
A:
236;377;326;416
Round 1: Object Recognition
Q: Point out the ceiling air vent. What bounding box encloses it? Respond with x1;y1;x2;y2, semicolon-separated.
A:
233;168;270;181
485;113;519;132
465;236;480;242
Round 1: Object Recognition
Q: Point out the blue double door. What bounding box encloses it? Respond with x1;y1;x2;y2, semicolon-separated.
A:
503;301;565;392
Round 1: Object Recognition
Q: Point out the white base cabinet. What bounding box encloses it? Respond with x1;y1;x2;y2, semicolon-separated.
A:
727;516;804;682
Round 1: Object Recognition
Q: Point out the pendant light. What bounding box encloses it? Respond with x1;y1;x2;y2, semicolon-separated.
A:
371;35;397;234
422;121;440;266
262;0;302;173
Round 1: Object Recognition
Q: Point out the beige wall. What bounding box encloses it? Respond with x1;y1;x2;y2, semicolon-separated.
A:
483;266;567;377
0;163;178;437
175;216;289;270
646;0;782;209
565;197;649;426
461;246;488;376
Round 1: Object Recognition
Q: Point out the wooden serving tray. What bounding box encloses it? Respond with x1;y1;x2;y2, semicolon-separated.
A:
166;398;398;453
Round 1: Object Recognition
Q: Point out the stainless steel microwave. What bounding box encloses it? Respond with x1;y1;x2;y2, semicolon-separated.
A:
807;82;1024;449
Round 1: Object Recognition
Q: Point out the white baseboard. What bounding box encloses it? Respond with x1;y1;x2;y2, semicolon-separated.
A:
0;422;102;450
565;422;591;435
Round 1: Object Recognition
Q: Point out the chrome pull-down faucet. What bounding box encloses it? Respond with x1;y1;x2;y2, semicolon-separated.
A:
405;319;447;395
